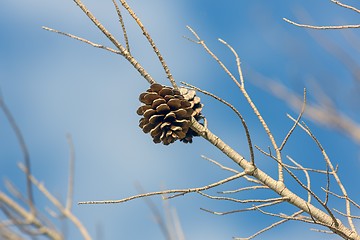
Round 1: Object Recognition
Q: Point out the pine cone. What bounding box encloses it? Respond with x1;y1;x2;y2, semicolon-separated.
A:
137;83;195;145
179;87;204;143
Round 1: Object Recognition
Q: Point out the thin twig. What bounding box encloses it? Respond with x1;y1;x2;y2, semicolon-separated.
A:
282;163;336;174
79;171;247;204
279;88;306;151
283;18;360;29
198;192;288;204
234;210;304;240
42;26;121;54
200;155;239;174
218;38;245;87
331;0;360;14
324;164;330;205
111;0;131;53
119;0;177;88
200;200;285;216
310;228;334;234
65;134;75;211
254;207;314;224
219;185;268;194
287;156;311;203
322;189;360;210
214;34;283;182
333;208;360;219
0;95;35;216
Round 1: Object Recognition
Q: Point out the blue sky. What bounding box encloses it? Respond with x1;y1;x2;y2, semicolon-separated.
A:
1;0;360;239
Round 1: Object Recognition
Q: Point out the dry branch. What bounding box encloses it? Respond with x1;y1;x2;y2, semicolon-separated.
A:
38;0;360;239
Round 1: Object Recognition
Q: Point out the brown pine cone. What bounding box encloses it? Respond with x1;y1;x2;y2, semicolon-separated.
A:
137;83;196;145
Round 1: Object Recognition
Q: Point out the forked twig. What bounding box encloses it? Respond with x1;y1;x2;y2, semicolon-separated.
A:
279;88;307;151
287;156;311;203
79;172;247;204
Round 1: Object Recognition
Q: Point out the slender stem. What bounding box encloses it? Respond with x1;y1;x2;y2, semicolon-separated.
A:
119;0;177;88
283;18;360;30
0;96;35;216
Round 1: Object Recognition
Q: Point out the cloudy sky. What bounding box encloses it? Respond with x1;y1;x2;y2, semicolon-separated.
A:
1;0;360;239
